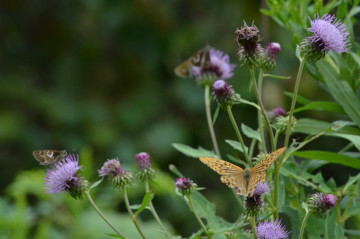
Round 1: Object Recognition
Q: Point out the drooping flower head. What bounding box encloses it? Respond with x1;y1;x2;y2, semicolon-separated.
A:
308;192;337;217
192;48;236;85
98;158;133;188
212;80;236;107
235;21;265;68
300;14;350;61
45;154;86;199
135;152;155;181
263;42;281;70
256;219;291;239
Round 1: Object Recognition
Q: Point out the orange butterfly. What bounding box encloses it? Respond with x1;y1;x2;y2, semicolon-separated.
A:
199;147;286;197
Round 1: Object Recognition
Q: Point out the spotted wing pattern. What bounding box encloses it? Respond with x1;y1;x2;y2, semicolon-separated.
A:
247;171;266;197
252;147;286;173
199;157;244;175
221;174;247;195
33;150;67;165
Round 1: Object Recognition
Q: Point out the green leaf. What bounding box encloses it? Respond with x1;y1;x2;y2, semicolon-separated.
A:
263;74;291;80
295;118;360;151
284;92;312;105
105;234;125;238
334;223;346;239
345;229;360;236
345;202;360;218
172;143;218;158
317;60;360;128
293;151;360;169
294;101;346;114
295;45;301;61
350;52;360;67
241;124;262;142
225;139;248;153
89;179;102;191
343;173;360;194
133;192;154;218
213;105;220;125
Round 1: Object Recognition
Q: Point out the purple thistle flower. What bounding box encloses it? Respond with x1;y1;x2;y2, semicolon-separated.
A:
265;42;281;59
175;177;194;191
244;195;264;216
135;152;152;170
212;80;235;105
45;154;83;194
307;14;350;54
192;48;235;81
256;219;290;239
269;107;287;119
254;181;272;196
98;158;125;177
308;192;337;217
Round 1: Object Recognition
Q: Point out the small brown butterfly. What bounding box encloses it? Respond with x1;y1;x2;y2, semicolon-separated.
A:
174;45;211;78
33;149;67;165
199;147;286;197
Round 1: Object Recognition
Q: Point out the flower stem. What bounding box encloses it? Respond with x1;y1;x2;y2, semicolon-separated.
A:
122;186;146;239
205;85;221;158
85;190;126;238
257;68;266;153
226;105;251;167
251;216;257;239
298;209;310;239
145;180;170;239
250;68;275;151
283;57;306;151
187;193;210;238
325;215;329;239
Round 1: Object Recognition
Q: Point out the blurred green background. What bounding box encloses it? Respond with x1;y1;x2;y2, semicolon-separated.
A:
0;0;357;238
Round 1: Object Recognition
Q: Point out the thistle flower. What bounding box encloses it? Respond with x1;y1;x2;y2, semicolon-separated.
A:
192;48;235;86
308;192;337;217
263;42;281;70
300;14;350;61
256;219;290;239
235;21;265;68
135;152;155;181
45;154;86;199
98;158;133;189
269;107;286;119
244;195;264;217
212;80;236;107
254;181;272;196
274;115;296;133
175;177;196;195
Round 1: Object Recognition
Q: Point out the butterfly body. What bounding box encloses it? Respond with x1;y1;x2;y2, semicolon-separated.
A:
174;45;211;78
33;149;67;165
199;147;286;197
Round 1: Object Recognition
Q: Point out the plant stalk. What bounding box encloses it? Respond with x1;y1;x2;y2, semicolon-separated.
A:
257;68;267;153
85;191;126;238
188;193;210;238
298;210;310;239
251;216;257;239
205;84;221;158
226;105;251;167
145;180;170;239
122;186;146;239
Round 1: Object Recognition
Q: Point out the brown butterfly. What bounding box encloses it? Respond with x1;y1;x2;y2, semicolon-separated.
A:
174;45;211;78
199;147;286;197
33;149;67;165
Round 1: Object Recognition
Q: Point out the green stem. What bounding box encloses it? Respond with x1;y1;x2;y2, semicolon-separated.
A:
336;203;342;224
250;68;275;151
187;193;210;238
283;57;306;150
341;197;354;223
145;180;170;239
325;215;329;239
205;85;221;158
273;162;280;220
251;216;257;239
257;69;266;153
85;191;126;238
122;186;146;239
249;138;256;159
298;210;311;239
226;105;251;167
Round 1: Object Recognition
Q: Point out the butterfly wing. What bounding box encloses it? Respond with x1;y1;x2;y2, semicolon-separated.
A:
33;149;67;165
174;60;191;78
246;147;286;196
199;157;246;194
199;157;244;175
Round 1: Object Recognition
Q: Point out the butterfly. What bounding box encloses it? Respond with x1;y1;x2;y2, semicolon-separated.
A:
174;45;211;78
199;147;286;197
33;149;67;165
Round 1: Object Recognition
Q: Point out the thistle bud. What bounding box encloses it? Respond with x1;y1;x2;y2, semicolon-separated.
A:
212;80;236;107
98;159;133;189
135;152;155;181
175;177;197;195
274;115;296;133
308;192;337;217
235;21;265;68
263;42;281;70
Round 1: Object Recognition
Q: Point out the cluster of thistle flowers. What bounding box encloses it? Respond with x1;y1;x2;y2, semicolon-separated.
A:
44;152;155;198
